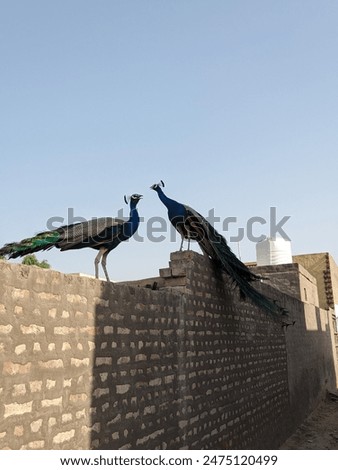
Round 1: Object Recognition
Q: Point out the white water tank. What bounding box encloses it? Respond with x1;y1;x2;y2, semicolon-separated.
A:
256;237;292;266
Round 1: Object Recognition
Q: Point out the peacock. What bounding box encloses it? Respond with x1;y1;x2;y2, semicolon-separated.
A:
0;194;143;282
151;181;287;317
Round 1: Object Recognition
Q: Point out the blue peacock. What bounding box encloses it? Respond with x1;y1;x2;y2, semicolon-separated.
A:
0;194;142;282
151;181;287;317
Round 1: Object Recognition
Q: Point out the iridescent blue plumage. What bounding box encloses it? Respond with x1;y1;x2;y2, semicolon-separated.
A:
151;181;287;318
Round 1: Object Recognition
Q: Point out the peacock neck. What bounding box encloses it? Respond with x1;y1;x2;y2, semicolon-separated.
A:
129;203;139;226
156;188;186;220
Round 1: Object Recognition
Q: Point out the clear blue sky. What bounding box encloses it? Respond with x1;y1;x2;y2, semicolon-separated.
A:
1;1;337;280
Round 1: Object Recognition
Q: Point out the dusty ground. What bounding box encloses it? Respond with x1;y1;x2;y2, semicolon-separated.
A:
280;392;338;449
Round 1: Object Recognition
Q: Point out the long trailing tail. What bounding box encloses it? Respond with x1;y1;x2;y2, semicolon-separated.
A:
206;224;288;317
186;207;288;318
0;231;60;259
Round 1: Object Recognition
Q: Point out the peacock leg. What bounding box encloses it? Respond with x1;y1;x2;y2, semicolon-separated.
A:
179;237;184;251
94;248;105;279
101;250;111;282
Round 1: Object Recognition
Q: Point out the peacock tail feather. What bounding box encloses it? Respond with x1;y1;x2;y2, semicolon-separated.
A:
185;207;287;317
0;231;60;259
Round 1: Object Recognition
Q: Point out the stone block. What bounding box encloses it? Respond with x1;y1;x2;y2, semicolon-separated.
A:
20;324;45;334
164;277;187;287
116;384;130;394
41;397;62;408
0;324;12;334
53;429;75;444
30;419;43;432
4;401;33;417
3;362;31;376
15;344;26;355
12;383;26;396
159;268;172;278
38;359;63;369
171;267;187;277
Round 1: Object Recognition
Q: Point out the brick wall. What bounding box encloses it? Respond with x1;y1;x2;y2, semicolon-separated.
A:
0;252;337;450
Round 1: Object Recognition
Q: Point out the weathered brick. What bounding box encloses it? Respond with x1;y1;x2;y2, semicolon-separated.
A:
159;268;172;278
62;413;72;423
103;326;114;334
14;426;24;437
33;342;41;352
48;417;57;427
46;379;56;389
0;324;12;334
54;326;75;335
41;397;62;407
95;357;112;366
48;308;57;318
12;383;26;396
171;266;187;277
4;401;33;417
30;419;42;432
135;354;147;362
149;378;162;386
117;356;130;365
30;380;42;392
71;358;90;367
93;388;109;398
21;440;45;449
116;384;130;394
80;326;96;335
117;327;131;335
69;393;88;403
15;344;26;355
144;405;156;415
76;409;86;419
38;292;61;301
12;288;29;300
66;294;86;304
20;324;45;335
38;359;63;369
3;361;31;376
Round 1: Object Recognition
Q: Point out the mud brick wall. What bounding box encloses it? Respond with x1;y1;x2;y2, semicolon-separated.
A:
0;252;337;450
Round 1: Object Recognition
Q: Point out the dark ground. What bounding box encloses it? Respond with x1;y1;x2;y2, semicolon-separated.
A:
280;392;338;449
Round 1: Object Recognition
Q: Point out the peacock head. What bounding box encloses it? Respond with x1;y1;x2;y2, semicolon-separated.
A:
124;194;143;205
150;180;165;191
